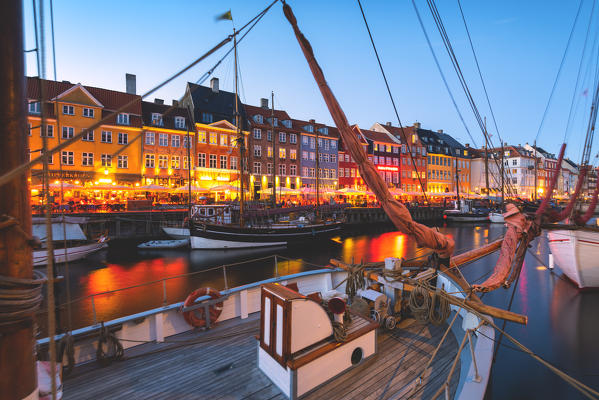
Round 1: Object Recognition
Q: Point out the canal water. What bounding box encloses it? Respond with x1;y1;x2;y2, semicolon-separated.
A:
44;222;599;399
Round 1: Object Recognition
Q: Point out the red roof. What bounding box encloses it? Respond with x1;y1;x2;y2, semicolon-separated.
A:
359;127;400;145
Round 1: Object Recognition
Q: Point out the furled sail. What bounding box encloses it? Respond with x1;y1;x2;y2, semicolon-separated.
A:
549;166;588;222
535;144;565;217
282;3;454;258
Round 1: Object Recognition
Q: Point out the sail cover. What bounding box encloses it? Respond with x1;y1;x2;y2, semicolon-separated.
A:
32;223;87;242
283;3;454;257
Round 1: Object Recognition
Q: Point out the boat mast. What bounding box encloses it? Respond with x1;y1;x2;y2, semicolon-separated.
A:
455;155;460;210
0;0;37;397
271;91;276;206
233;28;244;227
501;141;505;204
315;124;320;217
534;140;538;201
484;117;489;199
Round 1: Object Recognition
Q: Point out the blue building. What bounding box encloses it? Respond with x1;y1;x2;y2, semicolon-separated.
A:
293;119;339;190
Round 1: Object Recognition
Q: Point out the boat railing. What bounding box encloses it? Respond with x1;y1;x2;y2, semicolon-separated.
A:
37;254;332;344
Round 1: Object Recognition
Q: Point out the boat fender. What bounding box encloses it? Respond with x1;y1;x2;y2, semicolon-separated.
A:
182;287;223;328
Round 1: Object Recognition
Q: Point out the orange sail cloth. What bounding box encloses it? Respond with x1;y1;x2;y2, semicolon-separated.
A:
550;166;588;222
282;3;454;258
472;204;531;292
536;143;565;217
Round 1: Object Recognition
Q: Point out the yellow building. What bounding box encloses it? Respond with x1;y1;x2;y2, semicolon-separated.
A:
27;78;143;187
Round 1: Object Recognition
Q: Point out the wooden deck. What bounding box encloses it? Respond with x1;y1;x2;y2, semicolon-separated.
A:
63;313;460;400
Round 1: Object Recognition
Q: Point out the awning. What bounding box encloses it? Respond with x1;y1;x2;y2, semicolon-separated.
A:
32;223;87;242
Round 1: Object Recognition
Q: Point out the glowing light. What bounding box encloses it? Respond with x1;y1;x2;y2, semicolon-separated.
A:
135;182;140;187
536;266;547;270
376;165;398;172
74;180;80;185
250;175;255;182
168;169;173;176
154;167;159;174
103;169;109;175
200;176;212;181
216;176;228;181
98;178;112;184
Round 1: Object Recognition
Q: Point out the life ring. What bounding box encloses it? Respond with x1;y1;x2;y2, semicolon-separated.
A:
182;287;223;328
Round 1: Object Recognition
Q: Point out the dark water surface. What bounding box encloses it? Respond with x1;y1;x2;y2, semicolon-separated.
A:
46;223;599;399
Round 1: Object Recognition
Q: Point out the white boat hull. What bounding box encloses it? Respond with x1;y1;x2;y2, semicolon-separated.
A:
33;242;108;266
190;235;286;249
489;213;505;223
548;229;599;288
137;239;189;249
162;227;190;239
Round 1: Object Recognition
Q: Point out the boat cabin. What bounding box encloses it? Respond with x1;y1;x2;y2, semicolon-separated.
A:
258;283;378;399
190;204;233;224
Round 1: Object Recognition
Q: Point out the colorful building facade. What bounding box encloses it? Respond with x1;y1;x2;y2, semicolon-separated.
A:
296;119;339;190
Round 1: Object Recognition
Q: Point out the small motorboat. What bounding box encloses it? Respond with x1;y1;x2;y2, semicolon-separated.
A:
489;212;505;223
443;199;490;223
162;227;190;239
137;239;189;249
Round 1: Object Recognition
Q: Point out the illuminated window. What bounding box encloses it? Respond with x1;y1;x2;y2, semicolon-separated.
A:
267;147;273;158
145;154;155;168
82;152;93;166
145;132;155;145
101;154;112;167
220;135;228;146
158;155;168;169
152;113;163;126
209;133;217;145
171;155;180;169
339;168;344;178
279;148;286;159
118;155;128;169
61;151;74;165
290;149;297;160
198;131;206;143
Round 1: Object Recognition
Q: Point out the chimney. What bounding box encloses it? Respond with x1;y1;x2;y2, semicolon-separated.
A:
465;143;470;148
154;98;164;105
309;119;315;124
210;77;219;93
172;99;179;107
125;73;136;95
260;98;269;109
386;122;392;126
414;122;421;129
437;129;443;134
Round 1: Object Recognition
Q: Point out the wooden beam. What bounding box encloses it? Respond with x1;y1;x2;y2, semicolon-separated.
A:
330;259;527;325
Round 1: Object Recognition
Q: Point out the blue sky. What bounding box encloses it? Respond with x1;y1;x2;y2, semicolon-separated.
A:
24;0;599;162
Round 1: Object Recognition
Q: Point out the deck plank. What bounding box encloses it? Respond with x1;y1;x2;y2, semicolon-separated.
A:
63;313;462;400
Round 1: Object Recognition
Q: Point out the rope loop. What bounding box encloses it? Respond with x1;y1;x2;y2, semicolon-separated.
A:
96;322;124;366
0;270;46;327
332;321;347;342
429;289;451;325
409;282;431;322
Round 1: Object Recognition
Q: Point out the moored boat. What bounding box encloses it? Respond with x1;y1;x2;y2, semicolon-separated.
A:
137;239;189;249
489;212;505;223
547;227;599;289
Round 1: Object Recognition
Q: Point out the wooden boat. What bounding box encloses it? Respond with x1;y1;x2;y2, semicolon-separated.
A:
161;226;190;239
32;220;108;266
137;239;189;249
443;199;490;223
547;227;599;289
39;265;495;400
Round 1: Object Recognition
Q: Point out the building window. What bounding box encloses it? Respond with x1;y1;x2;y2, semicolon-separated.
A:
202;112;213;123
183;136;190;148
254;114;263;124
309;152;315;161
331;169;336;179
82;129;93;141
28;101;40;114
310;137;315;149
42;125;55;138
267;163;273;174
152;113;163;126
183;156;189;170
279;164;286;176
145;154;155;168
158;155;168;169
254;145;262;157
209;154;217;168
102;131;113;143
209;133;217;145
101;154;112;167
198;153;206;168
117;113;130;125
61;151;74;165
279;148;286;159
174;116;186;129
279;132;286;143
61;126;74;139
220;135;228;146
230;156;238;170
253;162;261;174
290;149;297;160
118;155;128;169
82;107;94;118
302;167;309;177
196;131;206;143
82;152;94;166
267;130;272;141
171;155;180;169
159;133;168;146
309;168;315;178
331;154;337;163
118;132;128;145
220;155;227;169
267;146;273;158
339;168;344;178
290;165;297;176
253;128;262;139
302;151;308;160
62;105;74;115
171;135;180;147
323;139;330;150
302;136;309;145
290;133;297;144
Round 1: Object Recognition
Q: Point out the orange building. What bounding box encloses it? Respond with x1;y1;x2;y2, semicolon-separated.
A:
141;100;193;187
27;77;143;186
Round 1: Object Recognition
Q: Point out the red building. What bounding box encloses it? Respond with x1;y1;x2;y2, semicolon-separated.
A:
358;126;401;188
338;125;369;189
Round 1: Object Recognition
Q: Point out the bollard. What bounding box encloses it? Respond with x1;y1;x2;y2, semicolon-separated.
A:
548;253;554;270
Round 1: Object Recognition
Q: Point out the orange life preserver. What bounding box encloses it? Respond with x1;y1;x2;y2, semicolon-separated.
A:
182;287;223;328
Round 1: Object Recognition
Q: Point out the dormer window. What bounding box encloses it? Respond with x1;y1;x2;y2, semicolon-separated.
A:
318;127;328;135
254;114;263;124
202;112;213;123
282;120;292;129
152;113;163;126
305;125;314;133
117;113;130;125
62;105;74;115
273;117;278;127
28;101;41;114
174;116;185;129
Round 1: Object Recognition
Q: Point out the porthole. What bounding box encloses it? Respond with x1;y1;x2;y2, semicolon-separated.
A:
351;347;363;365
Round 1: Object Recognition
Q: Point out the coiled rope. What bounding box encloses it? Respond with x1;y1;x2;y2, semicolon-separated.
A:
332;321;347;342
96;322;124;366
0;270;46;327
429;289;451;326
408;283;431;322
